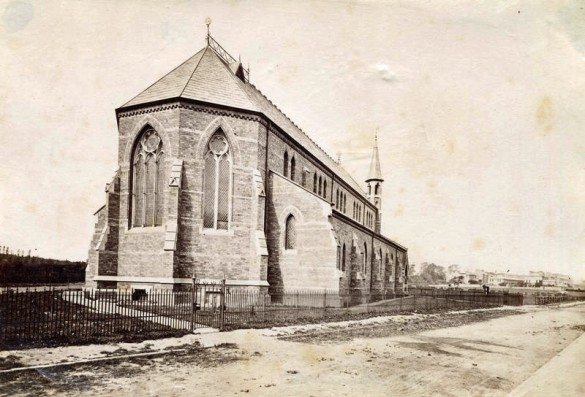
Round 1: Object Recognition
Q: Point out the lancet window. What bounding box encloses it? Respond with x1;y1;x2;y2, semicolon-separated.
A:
285;214;296;250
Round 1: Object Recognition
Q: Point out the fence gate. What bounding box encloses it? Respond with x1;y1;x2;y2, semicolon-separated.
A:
192;280;226;331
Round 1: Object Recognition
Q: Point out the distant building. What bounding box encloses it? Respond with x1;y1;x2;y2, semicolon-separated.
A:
446;266;480;284
482;270;572;288
540;272;571;287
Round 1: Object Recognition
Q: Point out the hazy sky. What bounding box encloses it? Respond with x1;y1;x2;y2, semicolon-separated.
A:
1;0;584;280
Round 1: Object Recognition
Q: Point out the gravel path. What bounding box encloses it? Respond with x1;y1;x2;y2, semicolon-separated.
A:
1;303;583;396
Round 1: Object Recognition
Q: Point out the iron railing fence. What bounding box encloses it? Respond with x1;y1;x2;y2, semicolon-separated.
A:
408;287;525;306
0;289;192;346
1;286;519;345
534;294;585;305
194;288;504;330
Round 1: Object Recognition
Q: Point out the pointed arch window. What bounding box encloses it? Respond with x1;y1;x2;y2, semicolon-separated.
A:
285;214;296;250
342;243;346;271
203;130;232;230
363;243;368;274
313;174;317;192
378;248;383;278
318;176;322;196
291;156;296;181
323;180;327;199
131;129;165;228
283;151;289;178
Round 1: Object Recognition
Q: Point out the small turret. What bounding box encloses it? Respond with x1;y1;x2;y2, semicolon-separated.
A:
366;131;384;233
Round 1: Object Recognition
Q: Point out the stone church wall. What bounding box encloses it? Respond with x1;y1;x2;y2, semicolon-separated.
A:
172;106;267;286
331;213;407;300
266;172;339;292
86;102;407;295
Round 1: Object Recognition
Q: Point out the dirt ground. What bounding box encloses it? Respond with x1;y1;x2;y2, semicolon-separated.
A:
1;304;584;397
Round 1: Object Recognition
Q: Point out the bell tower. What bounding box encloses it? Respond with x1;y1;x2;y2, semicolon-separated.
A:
366;131;384;233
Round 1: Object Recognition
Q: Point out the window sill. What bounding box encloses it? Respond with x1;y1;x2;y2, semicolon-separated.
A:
201;228;234;236
126;226;165;234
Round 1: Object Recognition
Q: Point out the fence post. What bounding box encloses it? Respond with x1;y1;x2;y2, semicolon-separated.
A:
219;279;226;331
190;277;196;332
323;289;327;310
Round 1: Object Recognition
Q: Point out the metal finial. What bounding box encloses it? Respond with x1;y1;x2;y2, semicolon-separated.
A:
374;128;379;146
205;17;212;43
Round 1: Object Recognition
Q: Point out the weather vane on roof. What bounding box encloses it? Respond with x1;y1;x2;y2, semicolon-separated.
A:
205;17;212;43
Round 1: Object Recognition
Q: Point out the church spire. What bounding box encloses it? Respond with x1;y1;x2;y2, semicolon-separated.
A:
366;130;384;233
366;129;383;183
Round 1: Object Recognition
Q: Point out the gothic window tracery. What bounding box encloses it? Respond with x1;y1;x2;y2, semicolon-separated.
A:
203;130;232;230
131;129;165;228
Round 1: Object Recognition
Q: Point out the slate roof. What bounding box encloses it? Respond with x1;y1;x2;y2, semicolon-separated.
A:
120;45;369;198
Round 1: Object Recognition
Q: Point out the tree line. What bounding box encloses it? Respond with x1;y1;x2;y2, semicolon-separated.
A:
408;262;448;286
0;252;86;286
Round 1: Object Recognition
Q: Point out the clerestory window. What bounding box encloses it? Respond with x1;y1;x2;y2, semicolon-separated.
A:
284;151;289;178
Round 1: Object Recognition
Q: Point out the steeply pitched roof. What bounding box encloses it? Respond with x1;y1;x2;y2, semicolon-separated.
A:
123;47;258;111
120;44;369;198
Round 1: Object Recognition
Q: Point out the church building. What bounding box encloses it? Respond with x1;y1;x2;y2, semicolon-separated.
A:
86;33;409;299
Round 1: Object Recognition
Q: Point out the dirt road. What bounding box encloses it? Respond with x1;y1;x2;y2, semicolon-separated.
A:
2;304;584;396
